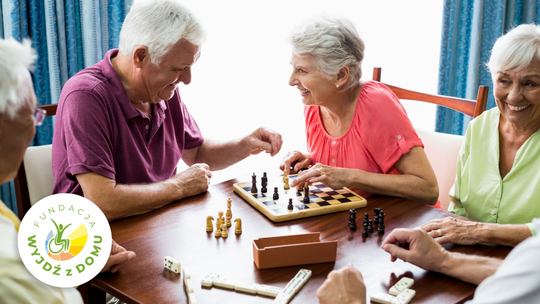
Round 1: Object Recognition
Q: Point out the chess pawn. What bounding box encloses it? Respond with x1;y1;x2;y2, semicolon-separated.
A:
234;218;242;235
284;176;290;190
218;210;224;222
283;170;288;182
206;216;214;232
226;217;231;227
368;220;374;233
362;228;368;237
214;223;222;237
273;187;279;200
221;223;228;238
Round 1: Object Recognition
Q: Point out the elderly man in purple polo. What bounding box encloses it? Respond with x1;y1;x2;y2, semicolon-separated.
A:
52;0;282;221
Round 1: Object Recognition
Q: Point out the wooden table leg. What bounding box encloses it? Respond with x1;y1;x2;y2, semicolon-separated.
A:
77;282;106;304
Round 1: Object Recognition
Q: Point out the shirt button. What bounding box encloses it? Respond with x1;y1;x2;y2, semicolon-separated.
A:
333;159;336;163
397;135;402;140
332;141;336;145
490;209;495;215
145;125;149;130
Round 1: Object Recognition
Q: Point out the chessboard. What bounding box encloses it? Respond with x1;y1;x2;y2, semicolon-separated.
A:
233;173;367;222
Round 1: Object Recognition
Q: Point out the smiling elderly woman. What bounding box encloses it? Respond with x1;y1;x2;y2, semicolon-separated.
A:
422;24;540;247
279;16;439;206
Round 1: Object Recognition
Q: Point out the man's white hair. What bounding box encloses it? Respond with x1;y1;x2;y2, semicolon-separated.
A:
118;0;205;66
0;38;36;118
289;16;365;93
488;24;540;78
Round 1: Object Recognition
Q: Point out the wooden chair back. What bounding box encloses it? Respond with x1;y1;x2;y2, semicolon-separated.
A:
13;104;57;220
372;67;488;118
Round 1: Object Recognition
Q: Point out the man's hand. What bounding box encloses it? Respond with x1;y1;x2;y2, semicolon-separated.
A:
172;163;212;198
100;240;135;273
279;150;312;175
381;228;449;273
317;263;366;304
241;127;282;157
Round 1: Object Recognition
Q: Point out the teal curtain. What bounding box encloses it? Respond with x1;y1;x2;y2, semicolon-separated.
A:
436;0;540;135
1;0;133;215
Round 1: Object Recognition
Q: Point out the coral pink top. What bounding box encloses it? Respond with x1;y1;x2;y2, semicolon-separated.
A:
305;81;423;176
305;81;441;209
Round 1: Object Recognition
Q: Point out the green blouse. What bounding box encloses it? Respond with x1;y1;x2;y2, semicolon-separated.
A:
449;108;540;235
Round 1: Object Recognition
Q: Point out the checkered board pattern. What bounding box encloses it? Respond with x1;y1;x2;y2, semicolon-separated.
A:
233;174;367;222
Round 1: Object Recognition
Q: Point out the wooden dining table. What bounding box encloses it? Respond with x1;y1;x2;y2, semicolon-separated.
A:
87;171;512;304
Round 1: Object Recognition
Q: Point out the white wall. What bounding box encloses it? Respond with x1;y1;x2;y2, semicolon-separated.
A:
177;0;444;183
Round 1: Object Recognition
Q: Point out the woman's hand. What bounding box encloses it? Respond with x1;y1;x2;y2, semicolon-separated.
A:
279;150;312;174
290;163;351;189
420;217;483;245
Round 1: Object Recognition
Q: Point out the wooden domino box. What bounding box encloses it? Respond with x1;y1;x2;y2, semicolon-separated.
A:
233;173;367;222
253;232;337;269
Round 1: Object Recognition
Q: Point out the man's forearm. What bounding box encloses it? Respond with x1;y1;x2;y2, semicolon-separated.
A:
194;139;250;171
78;173;183;221
440;251;502;285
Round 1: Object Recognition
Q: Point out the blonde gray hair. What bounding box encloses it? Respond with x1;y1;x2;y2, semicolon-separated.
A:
119;0;205;65
0;38;36;118
289;16;364;92
488;24;540;77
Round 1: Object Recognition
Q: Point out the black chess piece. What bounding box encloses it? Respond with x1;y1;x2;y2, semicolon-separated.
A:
251;173;257;194
364;213;369;220
303;185;310;203
367;220;373;233
261;172;268;193
287;198;294;210
348;209;357;231
273;187;279;200
362;224;369;237
262;172;268;186
373;213;379;225
378;211;385;234
374;208;381;216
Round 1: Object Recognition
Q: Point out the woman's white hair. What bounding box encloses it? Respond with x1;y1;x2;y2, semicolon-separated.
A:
119;0;205;65
0;38;36;119
289;16;364;92
488;24;540;78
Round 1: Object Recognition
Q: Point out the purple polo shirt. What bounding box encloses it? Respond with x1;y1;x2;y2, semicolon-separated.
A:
52;49;204;196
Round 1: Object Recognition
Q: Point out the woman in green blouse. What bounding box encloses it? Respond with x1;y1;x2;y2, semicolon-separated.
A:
422;24;540;247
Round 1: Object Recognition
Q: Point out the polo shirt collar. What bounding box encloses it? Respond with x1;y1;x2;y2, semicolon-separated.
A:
102;49;140;120
102;49;171;123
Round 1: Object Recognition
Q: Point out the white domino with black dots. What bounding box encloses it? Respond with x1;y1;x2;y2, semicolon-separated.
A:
272;269;312;303
164;256;181;273
163;256;197;304
371;277;415;304
198;270;314;299
389;277;414;296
